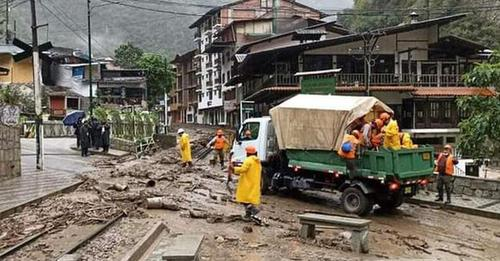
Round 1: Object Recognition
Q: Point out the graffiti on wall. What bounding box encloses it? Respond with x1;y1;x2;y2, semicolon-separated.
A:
0;105;20;126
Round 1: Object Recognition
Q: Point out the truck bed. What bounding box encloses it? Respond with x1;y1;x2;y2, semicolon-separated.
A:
286;146;434;181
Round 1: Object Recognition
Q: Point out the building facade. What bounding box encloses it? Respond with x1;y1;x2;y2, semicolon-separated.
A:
189;0;324;125
97;69;147;107
171;50;199;124
230;13;495;148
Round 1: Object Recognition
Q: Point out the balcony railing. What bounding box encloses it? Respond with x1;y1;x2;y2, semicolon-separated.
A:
337;73;464;87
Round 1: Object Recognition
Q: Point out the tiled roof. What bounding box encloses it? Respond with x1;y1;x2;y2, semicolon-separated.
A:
412;87;496;97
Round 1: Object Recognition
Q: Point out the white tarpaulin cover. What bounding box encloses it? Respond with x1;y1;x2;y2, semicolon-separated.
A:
269;94;394;151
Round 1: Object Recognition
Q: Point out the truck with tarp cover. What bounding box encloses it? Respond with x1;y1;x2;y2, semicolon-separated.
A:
231;94;434;216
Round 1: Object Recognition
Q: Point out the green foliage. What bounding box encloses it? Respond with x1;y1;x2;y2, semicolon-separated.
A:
114;43;144;69
457;50;500;158
0;85;22;106
137;53;175;107
338;0;500;49
93;107;109;122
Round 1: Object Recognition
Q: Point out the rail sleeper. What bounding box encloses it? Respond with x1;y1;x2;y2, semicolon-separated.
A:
297;213;371;254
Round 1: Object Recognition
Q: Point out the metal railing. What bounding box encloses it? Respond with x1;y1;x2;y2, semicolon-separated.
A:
337;73;464;87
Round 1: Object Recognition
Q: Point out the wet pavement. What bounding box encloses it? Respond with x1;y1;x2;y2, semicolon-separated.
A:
0;138;98;216
411;190;500;219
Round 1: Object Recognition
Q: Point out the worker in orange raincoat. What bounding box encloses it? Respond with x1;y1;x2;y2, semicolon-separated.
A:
207;129;230;169
380;112;401;150
435;144;458;204
229;145;262;223
338;130;361;179
177;128;192;168
370;119;384;150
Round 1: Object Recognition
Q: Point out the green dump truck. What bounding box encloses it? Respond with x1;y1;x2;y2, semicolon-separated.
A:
231;94;434;216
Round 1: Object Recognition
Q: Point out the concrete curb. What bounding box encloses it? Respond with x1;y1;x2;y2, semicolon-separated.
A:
120;221;167;261
69;147;130;157
407;198;500;220
0;180;83;219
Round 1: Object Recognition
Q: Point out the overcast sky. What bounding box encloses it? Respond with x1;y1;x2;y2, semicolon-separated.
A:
299;0;353;10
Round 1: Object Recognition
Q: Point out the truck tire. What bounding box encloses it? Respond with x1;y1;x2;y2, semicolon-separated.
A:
341;187;373;216
261;168;272;195
377;193;404;211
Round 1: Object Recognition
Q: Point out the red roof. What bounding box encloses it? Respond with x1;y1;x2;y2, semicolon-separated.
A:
337;86;417;92
412;87;496;97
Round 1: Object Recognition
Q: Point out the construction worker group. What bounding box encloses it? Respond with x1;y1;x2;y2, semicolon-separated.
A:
177;128;263;223
338;112;458;203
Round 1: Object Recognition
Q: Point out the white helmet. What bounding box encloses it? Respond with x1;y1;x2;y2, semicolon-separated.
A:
177;128;185;134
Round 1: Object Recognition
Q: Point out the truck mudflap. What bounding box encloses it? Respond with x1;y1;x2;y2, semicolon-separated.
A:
339;180;376;194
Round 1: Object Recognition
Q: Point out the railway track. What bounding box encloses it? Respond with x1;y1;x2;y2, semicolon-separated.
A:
0;212;125;260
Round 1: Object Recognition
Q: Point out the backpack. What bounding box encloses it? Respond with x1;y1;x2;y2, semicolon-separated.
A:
341;141;353;153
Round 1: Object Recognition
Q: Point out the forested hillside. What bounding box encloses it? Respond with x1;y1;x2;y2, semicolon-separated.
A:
338;0;500;49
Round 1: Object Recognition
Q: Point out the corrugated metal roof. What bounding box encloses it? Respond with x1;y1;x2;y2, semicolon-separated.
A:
0;45;23;55
412;87;496;97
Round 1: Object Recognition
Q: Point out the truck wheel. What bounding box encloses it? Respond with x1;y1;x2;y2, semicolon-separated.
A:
378;193;404;211
261;168;272;195
341;187;373;216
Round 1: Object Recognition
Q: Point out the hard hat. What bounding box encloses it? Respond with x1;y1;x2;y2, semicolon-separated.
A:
245;145;257;154
341;142;353;153
444;144;453;150
216;129;224;135
374;119;384;129
379;112;391;121
177;128;185;134
351;130;361;139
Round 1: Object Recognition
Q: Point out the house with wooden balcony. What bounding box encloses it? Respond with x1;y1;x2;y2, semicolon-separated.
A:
97;69;147;107
230;13;496;147
189;0;326;126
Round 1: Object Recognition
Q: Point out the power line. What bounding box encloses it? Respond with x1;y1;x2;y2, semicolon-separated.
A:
38;0;112;55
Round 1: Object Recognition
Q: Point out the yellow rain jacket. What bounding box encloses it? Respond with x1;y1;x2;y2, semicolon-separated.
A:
383;119;401;150
401;132;416;149
233;155;262;205
179;133;192;162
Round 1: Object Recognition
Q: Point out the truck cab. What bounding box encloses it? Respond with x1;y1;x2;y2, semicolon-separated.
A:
230;117;276;166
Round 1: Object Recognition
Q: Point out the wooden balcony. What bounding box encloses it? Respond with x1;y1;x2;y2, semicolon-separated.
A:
337;73;464;87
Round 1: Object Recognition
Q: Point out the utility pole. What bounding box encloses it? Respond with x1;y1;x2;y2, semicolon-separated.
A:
164;57;168;133
30;0;43;170
5;0;9;43
87;0;93;115
359;32;383;96
272;0;279;34
426;0;430;20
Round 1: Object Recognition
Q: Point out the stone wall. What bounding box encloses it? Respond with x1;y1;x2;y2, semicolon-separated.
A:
0;124;21;181
110;137;136;152
430;175;500;199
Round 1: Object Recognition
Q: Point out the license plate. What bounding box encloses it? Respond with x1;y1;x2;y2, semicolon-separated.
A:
422;152;431;160
404;187;412;194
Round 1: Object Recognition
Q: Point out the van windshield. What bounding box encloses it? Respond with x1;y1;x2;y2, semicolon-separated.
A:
239;122;260;141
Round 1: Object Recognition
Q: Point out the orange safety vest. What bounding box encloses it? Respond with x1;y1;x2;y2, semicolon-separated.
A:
435;153;455;176
214;136;226;150
338;134;360;159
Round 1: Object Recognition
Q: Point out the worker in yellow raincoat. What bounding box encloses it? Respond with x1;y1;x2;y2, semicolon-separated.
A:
177;128;192;167
229;145;262;223
400;132;418;149
380;112;401;150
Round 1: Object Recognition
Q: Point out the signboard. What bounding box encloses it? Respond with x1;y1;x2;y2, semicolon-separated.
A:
224;100;237;112
301;77;336;95
240;101;255;125
0;105;20;127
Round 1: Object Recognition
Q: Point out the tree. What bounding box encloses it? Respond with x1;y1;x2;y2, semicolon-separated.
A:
137;53;174;107
338;0;500;49
457;51;500;158
114;43;144;69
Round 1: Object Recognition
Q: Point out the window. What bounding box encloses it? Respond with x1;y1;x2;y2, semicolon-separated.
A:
198;93;202;102
260;0;272;8
239;122;260;141
208;91;213;100
430;102;439;119
218;89;222;99
66;98;79;110
443;101;452;123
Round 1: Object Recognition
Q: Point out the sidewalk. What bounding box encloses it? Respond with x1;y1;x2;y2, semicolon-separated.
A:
409;190;500;220
0;138;97;219
70;146;130;157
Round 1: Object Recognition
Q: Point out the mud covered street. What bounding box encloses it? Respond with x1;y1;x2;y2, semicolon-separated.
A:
1;127;500;261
